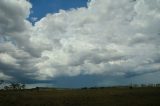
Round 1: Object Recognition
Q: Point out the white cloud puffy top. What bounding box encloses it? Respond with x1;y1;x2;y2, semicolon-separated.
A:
0;0;160;81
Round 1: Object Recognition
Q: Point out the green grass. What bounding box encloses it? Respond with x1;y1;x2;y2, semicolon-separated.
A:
0;87;160;106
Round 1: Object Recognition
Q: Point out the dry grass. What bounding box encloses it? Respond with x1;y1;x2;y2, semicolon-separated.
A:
0;87;160;106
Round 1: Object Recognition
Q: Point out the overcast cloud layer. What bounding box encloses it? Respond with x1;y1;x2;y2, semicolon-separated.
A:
0;0;160;86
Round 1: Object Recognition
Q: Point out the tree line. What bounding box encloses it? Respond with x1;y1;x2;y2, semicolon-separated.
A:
0;80;25;90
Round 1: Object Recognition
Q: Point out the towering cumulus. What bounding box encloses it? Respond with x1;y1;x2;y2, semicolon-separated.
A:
0;0;160;87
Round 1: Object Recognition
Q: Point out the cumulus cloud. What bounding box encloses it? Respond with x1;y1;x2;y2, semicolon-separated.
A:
0;0;160;84
0;0;31;34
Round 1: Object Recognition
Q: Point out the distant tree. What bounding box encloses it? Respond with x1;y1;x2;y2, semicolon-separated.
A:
1;80;26;90
81;87;88;90
0;80;4;90
156;84;160;87
4;86;9;90
36;87;39;92
141;84;147;87
10;83;17;90
129;86;133;89
21;84;25;89
8;82;25;90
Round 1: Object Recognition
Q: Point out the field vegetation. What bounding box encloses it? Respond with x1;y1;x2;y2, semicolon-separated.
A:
0;86;160;106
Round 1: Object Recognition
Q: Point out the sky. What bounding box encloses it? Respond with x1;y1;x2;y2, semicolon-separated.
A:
0;0;160;88
28;0;88;23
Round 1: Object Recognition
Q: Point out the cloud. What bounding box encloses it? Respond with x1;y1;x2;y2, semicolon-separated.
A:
0;0;31;34
0;72;12;80
30;17;38;22
0;0;160;86
0;53;18;66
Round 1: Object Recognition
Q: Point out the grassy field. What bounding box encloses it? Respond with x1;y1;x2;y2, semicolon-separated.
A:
0;87;160;106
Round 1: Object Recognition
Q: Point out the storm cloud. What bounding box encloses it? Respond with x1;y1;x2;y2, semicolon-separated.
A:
0;0;160;86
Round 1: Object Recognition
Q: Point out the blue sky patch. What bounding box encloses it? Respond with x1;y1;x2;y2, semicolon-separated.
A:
28;0;88;23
